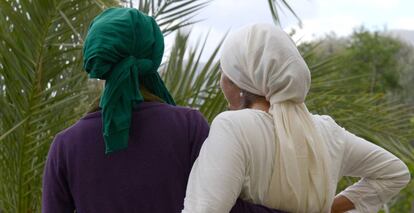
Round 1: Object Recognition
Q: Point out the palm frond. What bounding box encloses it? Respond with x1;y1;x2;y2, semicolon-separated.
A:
0;0;117;211
135;0;210;35
161;30;227;122
267;0;302;27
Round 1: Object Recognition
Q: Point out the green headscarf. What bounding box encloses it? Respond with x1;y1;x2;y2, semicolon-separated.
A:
83;8;175;154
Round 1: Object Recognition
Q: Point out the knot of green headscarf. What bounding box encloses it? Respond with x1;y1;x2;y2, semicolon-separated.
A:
83;8;175;154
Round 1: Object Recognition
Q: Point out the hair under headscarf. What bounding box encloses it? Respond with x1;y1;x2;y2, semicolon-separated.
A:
83;8;175;154
220;23;333;212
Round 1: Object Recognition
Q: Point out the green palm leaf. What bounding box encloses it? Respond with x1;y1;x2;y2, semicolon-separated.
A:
161;31;227;122
267;0;302;27
135;0;210;35
0;0;117;211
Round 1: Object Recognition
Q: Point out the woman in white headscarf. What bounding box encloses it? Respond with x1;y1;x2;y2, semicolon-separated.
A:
182;24;410;213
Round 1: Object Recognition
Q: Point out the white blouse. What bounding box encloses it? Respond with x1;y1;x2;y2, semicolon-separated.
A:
182;109;410;213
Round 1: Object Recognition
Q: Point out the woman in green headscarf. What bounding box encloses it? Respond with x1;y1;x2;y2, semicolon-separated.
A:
83;7;175;154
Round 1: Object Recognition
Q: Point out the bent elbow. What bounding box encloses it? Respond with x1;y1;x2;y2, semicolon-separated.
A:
401;165;411;187
394;159;411;188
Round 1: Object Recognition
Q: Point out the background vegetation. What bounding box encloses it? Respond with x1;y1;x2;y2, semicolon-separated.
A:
0;0;412;212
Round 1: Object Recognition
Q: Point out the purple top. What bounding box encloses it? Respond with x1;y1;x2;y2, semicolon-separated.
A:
42;102;284;213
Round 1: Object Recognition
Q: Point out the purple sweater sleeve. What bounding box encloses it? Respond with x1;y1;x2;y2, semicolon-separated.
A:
42;134;75;213
187;110;286;213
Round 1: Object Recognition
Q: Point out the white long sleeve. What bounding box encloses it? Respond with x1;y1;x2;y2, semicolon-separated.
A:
330;119;411;213
182;113;247;213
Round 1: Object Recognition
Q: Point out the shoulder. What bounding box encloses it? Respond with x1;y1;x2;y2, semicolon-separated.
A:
311;114;335;123
56;113;101;142
48;118;92;154
311;114;350;149
160;103;198;114
311;114;343;132
141;102;205;121
212;109;265;125
47;129;72;162
163;105;208;128
209;109;268;140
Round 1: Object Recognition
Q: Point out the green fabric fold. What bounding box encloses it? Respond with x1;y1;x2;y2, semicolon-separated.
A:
83;8;175;154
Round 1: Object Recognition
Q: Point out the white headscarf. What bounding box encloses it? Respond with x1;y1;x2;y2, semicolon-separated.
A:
220;23;333;213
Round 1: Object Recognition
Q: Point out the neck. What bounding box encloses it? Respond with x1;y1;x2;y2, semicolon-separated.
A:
250;100;270;112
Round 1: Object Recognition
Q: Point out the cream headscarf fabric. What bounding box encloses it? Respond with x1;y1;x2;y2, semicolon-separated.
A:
220;23;333;213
